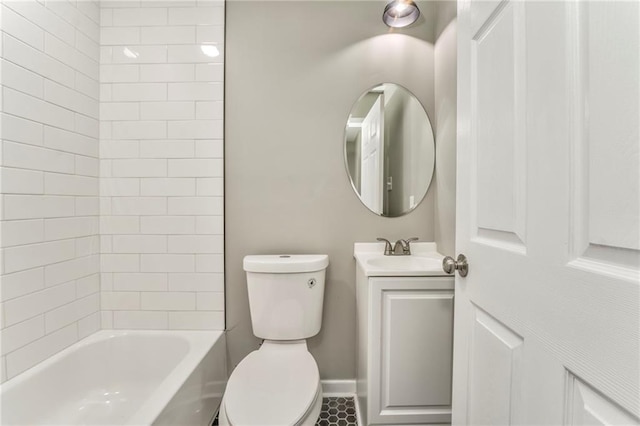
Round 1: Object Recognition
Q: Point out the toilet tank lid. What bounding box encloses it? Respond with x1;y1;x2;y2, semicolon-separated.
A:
243;255;329;273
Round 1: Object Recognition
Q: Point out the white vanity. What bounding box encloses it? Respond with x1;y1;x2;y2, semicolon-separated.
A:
354;242;453;425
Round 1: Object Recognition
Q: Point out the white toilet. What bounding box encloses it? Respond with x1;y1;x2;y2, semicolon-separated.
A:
219;254;329;426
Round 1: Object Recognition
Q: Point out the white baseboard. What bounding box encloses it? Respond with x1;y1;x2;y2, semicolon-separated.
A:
321;379;356;396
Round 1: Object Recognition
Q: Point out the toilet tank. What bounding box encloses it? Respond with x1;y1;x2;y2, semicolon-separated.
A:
243;255;329;340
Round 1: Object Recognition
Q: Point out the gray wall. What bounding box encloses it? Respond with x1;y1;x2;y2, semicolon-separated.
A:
434;16;457;257
226;1;437;379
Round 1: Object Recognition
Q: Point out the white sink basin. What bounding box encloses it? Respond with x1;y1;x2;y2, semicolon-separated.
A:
354;242;448;277
366;256;441;270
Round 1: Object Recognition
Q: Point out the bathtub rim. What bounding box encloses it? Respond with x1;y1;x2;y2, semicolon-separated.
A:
0;329;225;425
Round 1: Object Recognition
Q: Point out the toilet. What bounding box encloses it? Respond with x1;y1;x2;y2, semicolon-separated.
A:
219;254;329;426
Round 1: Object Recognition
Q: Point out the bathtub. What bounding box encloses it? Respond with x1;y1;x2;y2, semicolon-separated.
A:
0;330;227;425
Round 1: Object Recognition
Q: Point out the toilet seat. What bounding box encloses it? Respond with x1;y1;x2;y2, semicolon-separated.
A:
224;341;320;426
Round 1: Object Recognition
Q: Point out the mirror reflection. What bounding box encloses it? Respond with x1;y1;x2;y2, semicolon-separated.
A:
344;83;435;217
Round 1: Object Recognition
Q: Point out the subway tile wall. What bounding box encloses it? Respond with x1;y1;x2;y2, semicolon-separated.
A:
0;0;101;382
99;1;225;331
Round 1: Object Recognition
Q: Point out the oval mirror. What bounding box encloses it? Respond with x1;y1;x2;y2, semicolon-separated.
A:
344;83;435;217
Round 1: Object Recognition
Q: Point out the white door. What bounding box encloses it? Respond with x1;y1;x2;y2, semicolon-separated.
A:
360;95;385;214
453;1;639;424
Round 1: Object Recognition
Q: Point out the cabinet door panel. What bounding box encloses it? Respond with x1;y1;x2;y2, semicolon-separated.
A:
370;277;454;424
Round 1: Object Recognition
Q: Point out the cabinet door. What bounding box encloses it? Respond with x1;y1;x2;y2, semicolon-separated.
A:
369;277;454;425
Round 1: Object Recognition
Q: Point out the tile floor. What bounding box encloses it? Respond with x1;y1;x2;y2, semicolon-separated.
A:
212;396;359;425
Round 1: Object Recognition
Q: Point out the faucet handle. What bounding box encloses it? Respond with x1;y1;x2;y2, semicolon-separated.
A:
376;238;393;256
402;237;419;254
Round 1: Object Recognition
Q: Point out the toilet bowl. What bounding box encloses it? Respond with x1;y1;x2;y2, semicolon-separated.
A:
219;254;329;426
219;341;323;426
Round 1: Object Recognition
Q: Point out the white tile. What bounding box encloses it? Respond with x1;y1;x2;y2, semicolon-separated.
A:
0;357;6;383
111;197;167;215
75;155;100;177
140;178;195;196
141;216;195;235
168;273;223;292
168;311;223;330
100;178;140;196
112;121;167;140
46;0;99;44
78;312;100;338
44;216;98;240
167;120;223;139
140;26;195;45
113;311;167;330
112;159;167;177
113;273;167;292
167;82;222;101
195;215;224;234
3;240;76;275
0;316;45;355
3;195;75;220
139;140;194;158
8;1;76;45
101;64;140;83
196;177;223;196
195;63;223;82
76;30;100;62
44;80;99;118
169;159;224;177
140;102;194;120
45;293;100;333
0;268;45;302
196;25;224;43
76;274;100;298
101;103;140;121
0;167;44;194
76;235;100;257
0;113;44;146
1;59;44;99
3;87;75;131
44;126;98;157
168;235;223;254
101;291;140;310
111;83;167;101
195;140;223;158
101;273;114;292
139;64;195;83
141;292;195;310
195;254;224;273
3;32;74;89
44;255;99;287
113;235;167;253
196;292;224;311
167;6;223;25
3;282;76;326
43;33;95;81
195;101;223;120
167;44;223;63
100;254;140;272
101;311;114;329
100;140;140;159
75;72;100;100
5;324;77;379
1;5;45;50
101;27;140;45
44;173;98;196
75;113;100;138
100;216;140;234
168;197;222;215
111;45;167;64
3;141;75;174
141;254;195;272
112;7;167;26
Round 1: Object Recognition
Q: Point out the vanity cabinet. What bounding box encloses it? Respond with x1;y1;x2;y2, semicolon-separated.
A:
356;268;454;425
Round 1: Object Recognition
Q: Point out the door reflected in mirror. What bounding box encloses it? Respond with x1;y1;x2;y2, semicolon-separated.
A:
344;83;435;217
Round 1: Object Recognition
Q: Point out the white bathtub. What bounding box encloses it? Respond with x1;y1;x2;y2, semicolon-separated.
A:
0;330;227;426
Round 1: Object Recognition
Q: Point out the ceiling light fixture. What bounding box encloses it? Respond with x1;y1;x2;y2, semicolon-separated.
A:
382;0;420;28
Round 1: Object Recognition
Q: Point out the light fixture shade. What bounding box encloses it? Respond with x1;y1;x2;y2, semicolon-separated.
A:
382;0;420;28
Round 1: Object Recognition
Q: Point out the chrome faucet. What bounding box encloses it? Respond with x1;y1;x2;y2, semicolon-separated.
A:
377;237;419;256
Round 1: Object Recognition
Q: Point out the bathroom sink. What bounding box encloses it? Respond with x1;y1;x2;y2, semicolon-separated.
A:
366;256;441;271
354;242;449;277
